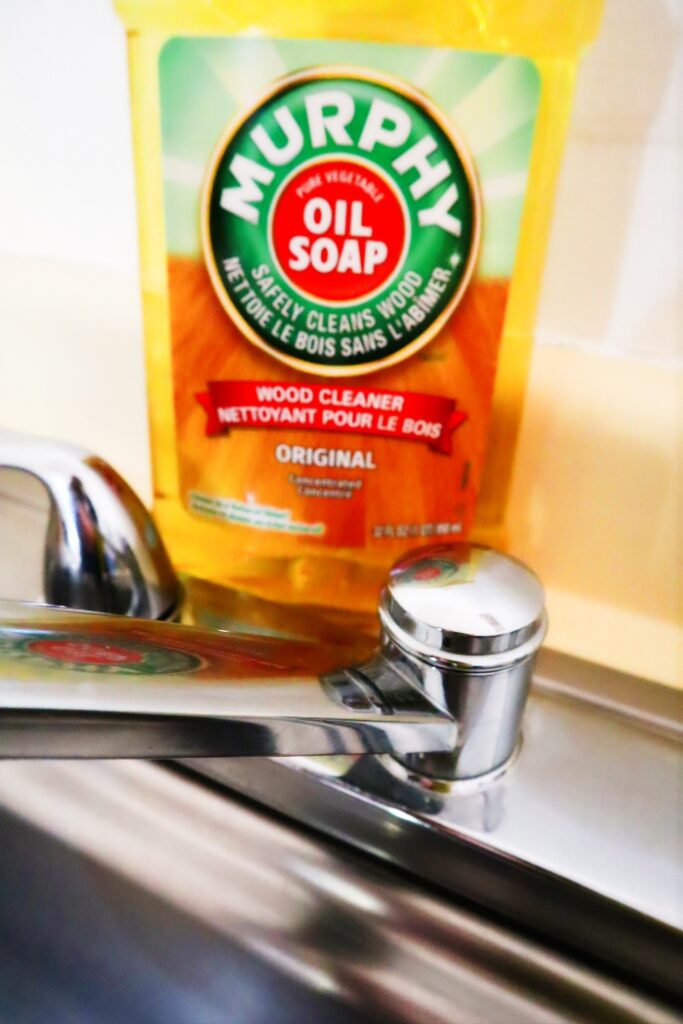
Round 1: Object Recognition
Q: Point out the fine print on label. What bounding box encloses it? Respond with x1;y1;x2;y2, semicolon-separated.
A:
203;67;480;376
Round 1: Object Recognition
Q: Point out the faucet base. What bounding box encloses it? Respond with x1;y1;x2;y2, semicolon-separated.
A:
384;738;522;799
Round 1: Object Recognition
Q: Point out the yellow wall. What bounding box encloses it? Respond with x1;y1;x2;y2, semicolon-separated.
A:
507;346;681;687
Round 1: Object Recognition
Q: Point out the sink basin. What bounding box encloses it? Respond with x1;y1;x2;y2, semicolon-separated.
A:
0;806;363;1024
0;759;678;1024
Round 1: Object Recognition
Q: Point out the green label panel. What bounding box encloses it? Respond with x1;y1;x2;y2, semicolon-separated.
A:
159;37;540;376
202;68;479;374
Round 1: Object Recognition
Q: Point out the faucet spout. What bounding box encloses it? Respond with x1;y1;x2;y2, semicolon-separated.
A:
0;600;455;759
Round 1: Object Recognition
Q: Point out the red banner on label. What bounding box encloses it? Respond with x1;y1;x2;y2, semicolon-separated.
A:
196;381;467;455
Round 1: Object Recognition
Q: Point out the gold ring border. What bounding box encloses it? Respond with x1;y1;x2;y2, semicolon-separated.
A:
200;64;482;379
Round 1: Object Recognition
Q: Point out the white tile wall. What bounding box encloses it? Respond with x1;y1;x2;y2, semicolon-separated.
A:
1;0;681;368
0;0;138;275
536;0;682;366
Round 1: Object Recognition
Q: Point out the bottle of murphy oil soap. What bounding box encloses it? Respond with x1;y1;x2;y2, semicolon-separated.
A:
114;0;603;610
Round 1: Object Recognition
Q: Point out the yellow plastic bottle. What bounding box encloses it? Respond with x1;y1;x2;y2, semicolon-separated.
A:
114;0;603;610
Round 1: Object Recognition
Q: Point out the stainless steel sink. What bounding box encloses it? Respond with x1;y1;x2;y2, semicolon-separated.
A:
0;759;678;1024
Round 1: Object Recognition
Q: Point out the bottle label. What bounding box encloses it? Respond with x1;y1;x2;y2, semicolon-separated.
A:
202;68;479;375
159;38;540;546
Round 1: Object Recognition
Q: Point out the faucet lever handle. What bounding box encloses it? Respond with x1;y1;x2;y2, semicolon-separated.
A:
0;430;181;620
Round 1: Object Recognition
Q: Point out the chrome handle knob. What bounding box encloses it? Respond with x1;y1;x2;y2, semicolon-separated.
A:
375;544;547;780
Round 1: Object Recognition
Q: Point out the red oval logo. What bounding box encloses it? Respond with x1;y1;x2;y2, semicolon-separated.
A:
271;158;407;304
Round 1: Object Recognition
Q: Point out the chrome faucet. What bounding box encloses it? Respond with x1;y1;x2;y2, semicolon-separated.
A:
0;431;544;771
1;432;681;1001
